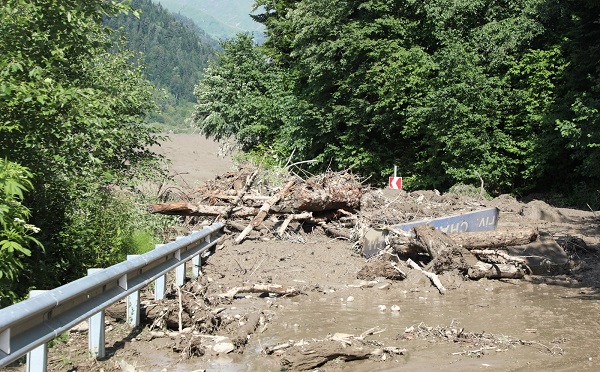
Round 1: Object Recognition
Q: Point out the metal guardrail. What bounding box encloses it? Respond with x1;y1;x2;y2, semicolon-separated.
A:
0;222;224;369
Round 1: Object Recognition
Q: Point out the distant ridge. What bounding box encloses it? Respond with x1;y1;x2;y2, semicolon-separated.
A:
153;0;265;42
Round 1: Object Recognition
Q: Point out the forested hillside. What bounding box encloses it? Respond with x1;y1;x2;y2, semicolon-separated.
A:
105;0;218;104
192;0;600;205
152;0;265;42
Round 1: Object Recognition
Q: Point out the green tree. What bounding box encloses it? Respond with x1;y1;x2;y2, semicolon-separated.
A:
0;0;165;295
198;0;600;200
0;160;41;306
192;33;297;154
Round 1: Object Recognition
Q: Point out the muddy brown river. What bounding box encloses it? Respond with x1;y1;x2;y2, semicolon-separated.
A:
187;279;600;371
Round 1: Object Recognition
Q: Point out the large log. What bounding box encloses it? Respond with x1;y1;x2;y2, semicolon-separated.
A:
219;283;302;298
467;262;525;279
148;202;259;217
232;311;262;349
148;173;362;216
276;171;363;213
413;224;457;258
281;341;372;370
392;227;539;255
449;228;538;249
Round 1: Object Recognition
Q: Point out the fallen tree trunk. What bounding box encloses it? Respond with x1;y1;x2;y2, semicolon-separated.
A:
319;223;352;240
391;227;539;255
277;171;363;213
467;262;526;279
449;228;538;249
219;283;301;298
413;224;457;258
281;341;372;370
470;249;527;265
233;311;262;349
148;203;259;217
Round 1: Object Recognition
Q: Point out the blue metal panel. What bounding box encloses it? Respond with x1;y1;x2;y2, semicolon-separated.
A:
389;207;499;234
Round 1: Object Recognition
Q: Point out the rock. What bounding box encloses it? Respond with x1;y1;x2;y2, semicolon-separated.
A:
347;279;378;288
390;305;400;312
378;305;387;311
213;342;235;354
70;321;89;333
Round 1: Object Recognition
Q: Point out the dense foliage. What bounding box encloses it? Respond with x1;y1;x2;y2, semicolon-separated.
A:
0;160;41;306
193;0;600;202
0;0;172;303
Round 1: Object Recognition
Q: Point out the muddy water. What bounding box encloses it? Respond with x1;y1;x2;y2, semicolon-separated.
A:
194;279;600;371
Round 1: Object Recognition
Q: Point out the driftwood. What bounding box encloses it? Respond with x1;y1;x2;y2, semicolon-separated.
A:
149;172;362;217
407;258;447;294
278;212;313;237
221;169;259;219
467;262;526;279
319;223;352;240
392;227;539;256
148;202;259;217
219;283;301;298
281;341;372;370
277;171;363;213
413;224;457;258
470;249;528;265
235;180;296;244
449;228;538;249
233;311;262;349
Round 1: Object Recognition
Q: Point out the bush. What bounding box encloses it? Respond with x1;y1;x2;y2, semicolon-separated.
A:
54;188;177;277
0;159;42;307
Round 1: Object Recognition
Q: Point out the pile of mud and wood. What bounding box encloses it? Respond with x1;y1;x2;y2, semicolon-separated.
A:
149;166;585;293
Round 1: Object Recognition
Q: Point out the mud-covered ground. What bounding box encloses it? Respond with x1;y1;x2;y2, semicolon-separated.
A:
6;134;600;372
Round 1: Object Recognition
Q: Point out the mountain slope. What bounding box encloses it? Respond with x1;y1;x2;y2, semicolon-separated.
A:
153;0;265;42
105;0;218;103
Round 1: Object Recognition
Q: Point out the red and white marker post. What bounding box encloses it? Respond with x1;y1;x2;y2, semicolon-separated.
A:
389;165;402;190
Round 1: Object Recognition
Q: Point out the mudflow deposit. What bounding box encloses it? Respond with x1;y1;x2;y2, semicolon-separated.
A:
8;134;600;372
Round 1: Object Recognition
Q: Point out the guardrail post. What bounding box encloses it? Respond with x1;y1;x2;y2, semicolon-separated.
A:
191;231;202;279
87;268;105;359
26;290;48;372
126;255;140;328
192;253;201;279
175;237;186;286
154;244;167;300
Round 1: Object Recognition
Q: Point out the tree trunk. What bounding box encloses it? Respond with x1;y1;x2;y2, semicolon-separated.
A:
413;224;457;258
449;228;538;249
467;262;525;279
148;202;259;217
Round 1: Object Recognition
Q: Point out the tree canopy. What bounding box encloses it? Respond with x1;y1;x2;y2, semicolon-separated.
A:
0;0;166;301
193;0;600;202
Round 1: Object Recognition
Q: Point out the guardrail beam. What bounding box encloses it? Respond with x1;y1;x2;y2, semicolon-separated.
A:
0;222;224;368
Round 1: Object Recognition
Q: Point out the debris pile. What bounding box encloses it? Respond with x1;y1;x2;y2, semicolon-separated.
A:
149;166;584;294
